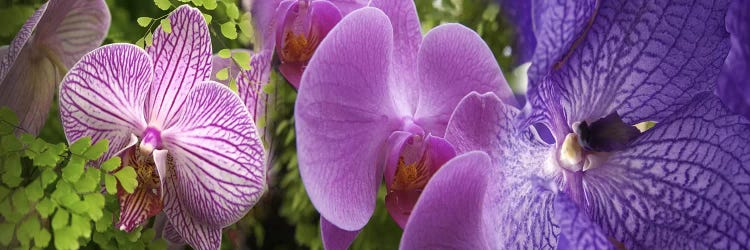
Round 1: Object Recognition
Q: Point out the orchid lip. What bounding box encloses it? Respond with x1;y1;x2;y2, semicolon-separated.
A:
140;127;163;155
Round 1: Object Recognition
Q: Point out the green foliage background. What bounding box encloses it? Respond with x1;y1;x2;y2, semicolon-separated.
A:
0;0;521;249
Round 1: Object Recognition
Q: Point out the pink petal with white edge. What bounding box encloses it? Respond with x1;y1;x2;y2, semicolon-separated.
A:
162;81;265;227
414;24;515;136
59;44;151;162
146;5;212;128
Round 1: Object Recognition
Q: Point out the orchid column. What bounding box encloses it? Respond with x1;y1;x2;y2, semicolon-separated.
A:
59;6;265;250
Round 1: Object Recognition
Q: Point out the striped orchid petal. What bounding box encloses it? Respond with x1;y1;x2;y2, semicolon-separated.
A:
210;49;252;86
0;0;110;134
162;81;265;228
59;44;151;162
162;166;222;250
145;5;212;128
236;51;271;123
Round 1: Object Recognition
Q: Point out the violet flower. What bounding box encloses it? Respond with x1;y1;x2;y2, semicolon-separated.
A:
59;6;265;250
0;0;110;134
717;0;750;118
294;1;516;248
403;0;750;249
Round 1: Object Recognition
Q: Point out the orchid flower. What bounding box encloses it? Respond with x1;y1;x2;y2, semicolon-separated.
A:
0;0;109;135
294;1;516;248
249;0;367;88
717;0;750;118
59;6;265;250
402;0;750;249
496;0;535;64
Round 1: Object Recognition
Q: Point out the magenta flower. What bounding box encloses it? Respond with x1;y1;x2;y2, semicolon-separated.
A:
0;0;110;134
250;0;366;88
59;6;265;250
294;1;516;247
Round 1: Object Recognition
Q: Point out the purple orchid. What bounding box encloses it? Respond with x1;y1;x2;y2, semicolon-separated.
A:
497;0;535;64
0;0;110;135
402;0;750;249
59;6;265;250
717;0;750;118
294;1;516;248
249;0;367;88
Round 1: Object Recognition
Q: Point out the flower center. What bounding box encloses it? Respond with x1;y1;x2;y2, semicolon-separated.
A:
280;32;319;63
139;127;162;154
115;142;172;232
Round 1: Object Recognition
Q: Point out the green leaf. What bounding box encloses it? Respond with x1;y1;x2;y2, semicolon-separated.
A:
2;155;22;187
232;51;252;70
160;18;172;33
104;175;117;195
191;0;204;6
145;32;154;47
137;17;152;27
68;137;91;155
62;155;85;183
224;2;239;19
70;213;91;239
95;210;113;232
34;228;50;248
0;223;14;246
83;193;105;220
221;21;238;39
36;199;57;219
17;216;40;246
0;107;19;134
12;190;30;214
218;49;232;59
83;139;108;160
51;181;79;208
101;157;121;172
1;134;22;151
74;168;100;193
53;227;79;250
202;13;213;23
40;168;57;188
216;68;229;81
25;179;44;202
135;37;145;48
203;0;217;10
238;12;254;38
114;166;138;193
52;209;70;230
154;0;171;10
0;198;23;223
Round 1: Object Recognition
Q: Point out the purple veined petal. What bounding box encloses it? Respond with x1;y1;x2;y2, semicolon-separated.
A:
321;216;360;250
295;7;397;231
401;151;492;250
59;44;151;162
210;49;253;86
544;0;731;125
145;5;212;129
327;0;368;15
162;166;222;250
497;0;536;64
582;93;750;248
0;3;46;80
161;81;265;227
526;0;597;85
36;0;111;68
236;51;272;124
415;24;515;137
444;90;558;249
553;192;613;250
370;0;422;115
717;0;750;119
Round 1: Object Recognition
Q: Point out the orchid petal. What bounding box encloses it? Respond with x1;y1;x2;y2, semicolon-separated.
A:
498;0;536;64
36;0;111;68
445;91;558;248
546;0;731;124
210;49;252;86
146;5;212;128
401;151;492;250
0;4;45;80
321;216;360;250
327;0;368;15
162;167;222;250
161;81;265;227
717;0;750;118
415;24;515;136
116;184;163;232
370;0;422;114
553;192;613;250
236;51;272;123
295;7;396;231
162;219;186;245
59;44;151;162
584;94;750;248
249;0;285;50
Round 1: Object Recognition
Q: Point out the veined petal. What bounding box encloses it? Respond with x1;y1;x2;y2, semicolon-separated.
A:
498;0;536;64
115;185;163;232
445;91;558;249
401;151;492;250
249;0;285;51
546;0;731;124
321;216;360;250
295;7;396;231
59;44;151;162
237;51;272;124
415;24;515;136
162;167;222;250
584;94;750;248
370;0;422;114
162;81;265;227
327;0;368;15
717;0;750;118
553;192;613;250
36;0;111;68
210;49;253;86
146;5;212;128
161;219;186;245
0;4;45;80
